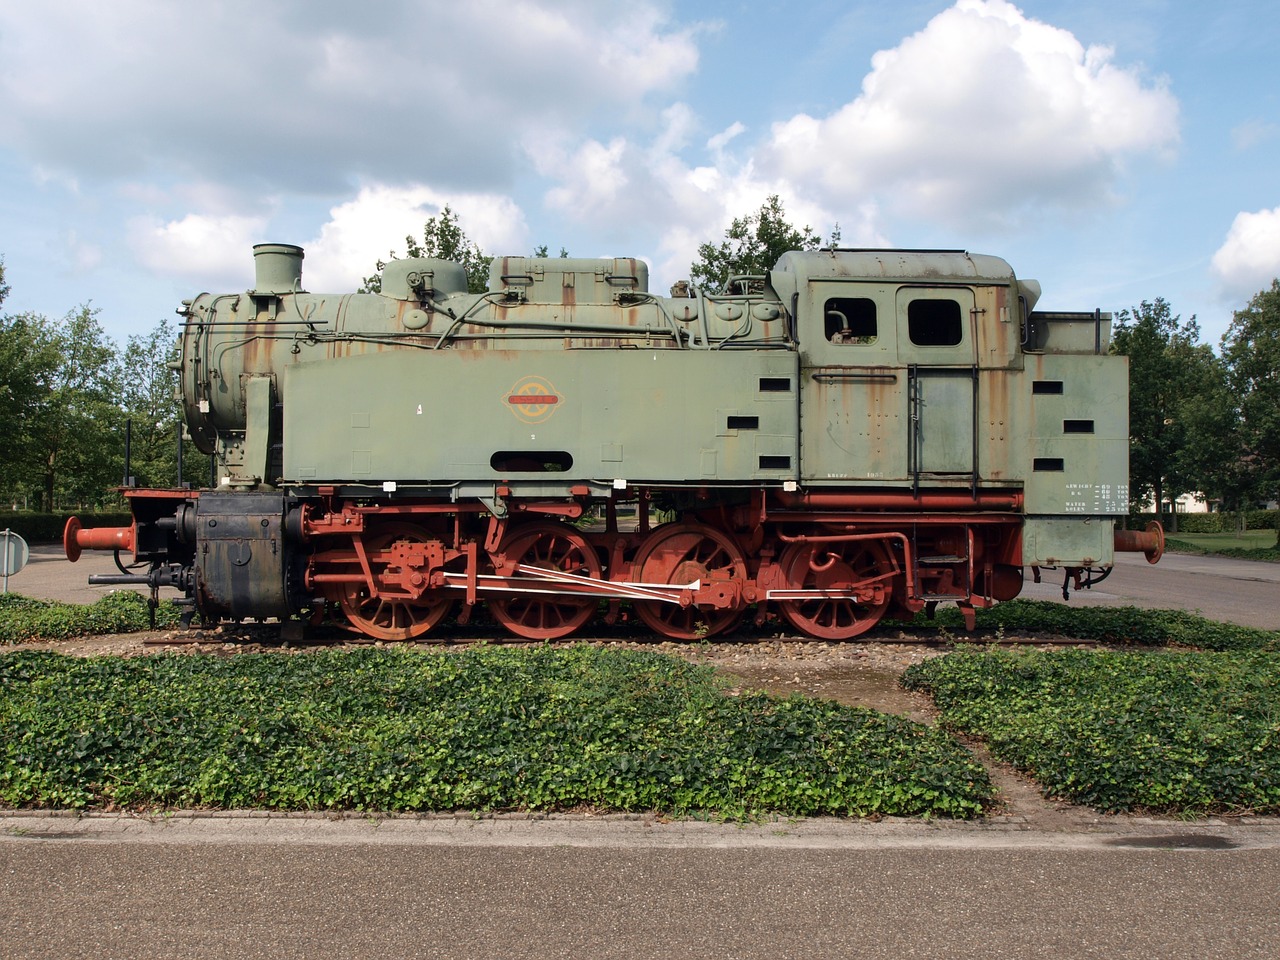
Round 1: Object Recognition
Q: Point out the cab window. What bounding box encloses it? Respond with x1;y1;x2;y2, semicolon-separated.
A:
824;297;877;344
907;299;963;346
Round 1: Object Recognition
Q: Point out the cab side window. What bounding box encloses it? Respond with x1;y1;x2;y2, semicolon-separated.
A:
824;297;877;344
907;298;963;346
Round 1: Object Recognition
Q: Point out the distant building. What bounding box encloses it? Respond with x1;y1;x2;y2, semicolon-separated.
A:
1140;492;1213;514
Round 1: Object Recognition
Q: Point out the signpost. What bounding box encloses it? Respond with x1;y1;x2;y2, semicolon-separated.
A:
2;528;29;594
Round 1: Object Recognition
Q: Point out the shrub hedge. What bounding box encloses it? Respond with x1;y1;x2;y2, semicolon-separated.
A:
914;599;1279;652
1126;510;1278;534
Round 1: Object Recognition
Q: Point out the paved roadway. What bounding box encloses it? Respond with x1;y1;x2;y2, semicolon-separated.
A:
3;815;1280;959
1018;550;1280;630
4;543;176;606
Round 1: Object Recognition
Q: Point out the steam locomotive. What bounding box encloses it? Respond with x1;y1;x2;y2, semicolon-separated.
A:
65;243;1163;641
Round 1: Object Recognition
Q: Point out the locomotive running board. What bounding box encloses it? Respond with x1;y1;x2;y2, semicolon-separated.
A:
437;564;700;605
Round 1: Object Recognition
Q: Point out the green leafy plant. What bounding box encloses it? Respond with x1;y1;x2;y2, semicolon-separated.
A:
0;592;182;644
0;646;992;818
909;599;1279;652
904;648;1280;814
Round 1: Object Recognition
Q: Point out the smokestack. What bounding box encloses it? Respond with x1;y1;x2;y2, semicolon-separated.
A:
252;243;304;295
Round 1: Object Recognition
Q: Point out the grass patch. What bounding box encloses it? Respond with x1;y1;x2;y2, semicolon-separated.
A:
0;646;992;819
903;648;1280;814
0;592;183;644
1167;535;1274;563
1165;530;1276;552
1165;531;1280;562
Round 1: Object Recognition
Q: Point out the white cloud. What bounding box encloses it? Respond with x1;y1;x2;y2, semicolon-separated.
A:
303;186;529;291
33;166;80;194
125;186;530;294
1231;119;1279;151
545;139;632;215
127;213;268;286
65;232;102;273
0;1;699;193
757;0;1179;228
1211;207;1280;302
707;123;746;157
529;0;1175;291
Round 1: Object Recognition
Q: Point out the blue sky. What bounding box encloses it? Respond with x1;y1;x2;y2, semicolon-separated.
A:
1;0;1276;348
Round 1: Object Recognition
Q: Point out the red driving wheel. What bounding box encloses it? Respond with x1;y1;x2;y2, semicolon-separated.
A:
776;539;892;640
630;522;747;640
487;523;602;640
337;523;453;641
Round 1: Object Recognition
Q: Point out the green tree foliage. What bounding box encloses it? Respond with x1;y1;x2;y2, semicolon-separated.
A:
0;312;62;506
117;319;181;488
28;306;120;511
689;195;838;293
1;264;180;510
1176;361;1254;518
361;205;493;294
1110;299;1225;528
1221;280;1280;541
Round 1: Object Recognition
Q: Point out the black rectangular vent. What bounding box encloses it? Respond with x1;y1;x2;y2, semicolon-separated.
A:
1033;380;1064;394
1033;458;1065;471
759;377;792;392
727;416;759;430
759;455;791;469
1063;419;1094;434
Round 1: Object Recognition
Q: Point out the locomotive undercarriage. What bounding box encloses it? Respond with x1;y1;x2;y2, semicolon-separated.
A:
71;487;1036;642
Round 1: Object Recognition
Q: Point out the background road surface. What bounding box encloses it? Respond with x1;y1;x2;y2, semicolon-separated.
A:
1018;550;1280;630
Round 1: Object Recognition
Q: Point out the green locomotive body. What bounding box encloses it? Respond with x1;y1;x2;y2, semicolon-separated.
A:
67;243;1162;640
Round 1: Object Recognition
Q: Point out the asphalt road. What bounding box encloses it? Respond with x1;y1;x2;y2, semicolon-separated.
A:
4;543;176;606
1018;550;1280;630
3;815;1280;960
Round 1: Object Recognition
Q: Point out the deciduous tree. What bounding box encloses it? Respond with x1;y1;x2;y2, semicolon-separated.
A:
361;205;493;294
690;195;838;293
1220;280;1280;541
1110;298;1224;530
0;312;61;506
117;319;181;488
25;306;119;510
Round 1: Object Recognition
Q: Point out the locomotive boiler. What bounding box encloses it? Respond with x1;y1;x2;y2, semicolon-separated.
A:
65;243;1163;641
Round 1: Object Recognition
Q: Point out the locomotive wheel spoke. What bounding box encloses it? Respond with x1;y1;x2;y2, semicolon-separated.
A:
631;522;747;640
338;523;452;641
488;524;602;640
777;539;892;640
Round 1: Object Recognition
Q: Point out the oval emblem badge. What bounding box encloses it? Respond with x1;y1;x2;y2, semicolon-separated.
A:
504;376;562;423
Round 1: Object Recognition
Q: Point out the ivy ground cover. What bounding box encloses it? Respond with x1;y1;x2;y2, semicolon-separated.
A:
903;648;1280;814
0;592;182;644
0;645;991;818
914;598;1279;652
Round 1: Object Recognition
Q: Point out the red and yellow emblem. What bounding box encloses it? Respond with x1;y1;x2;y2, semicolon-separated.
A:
504;376;562;423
